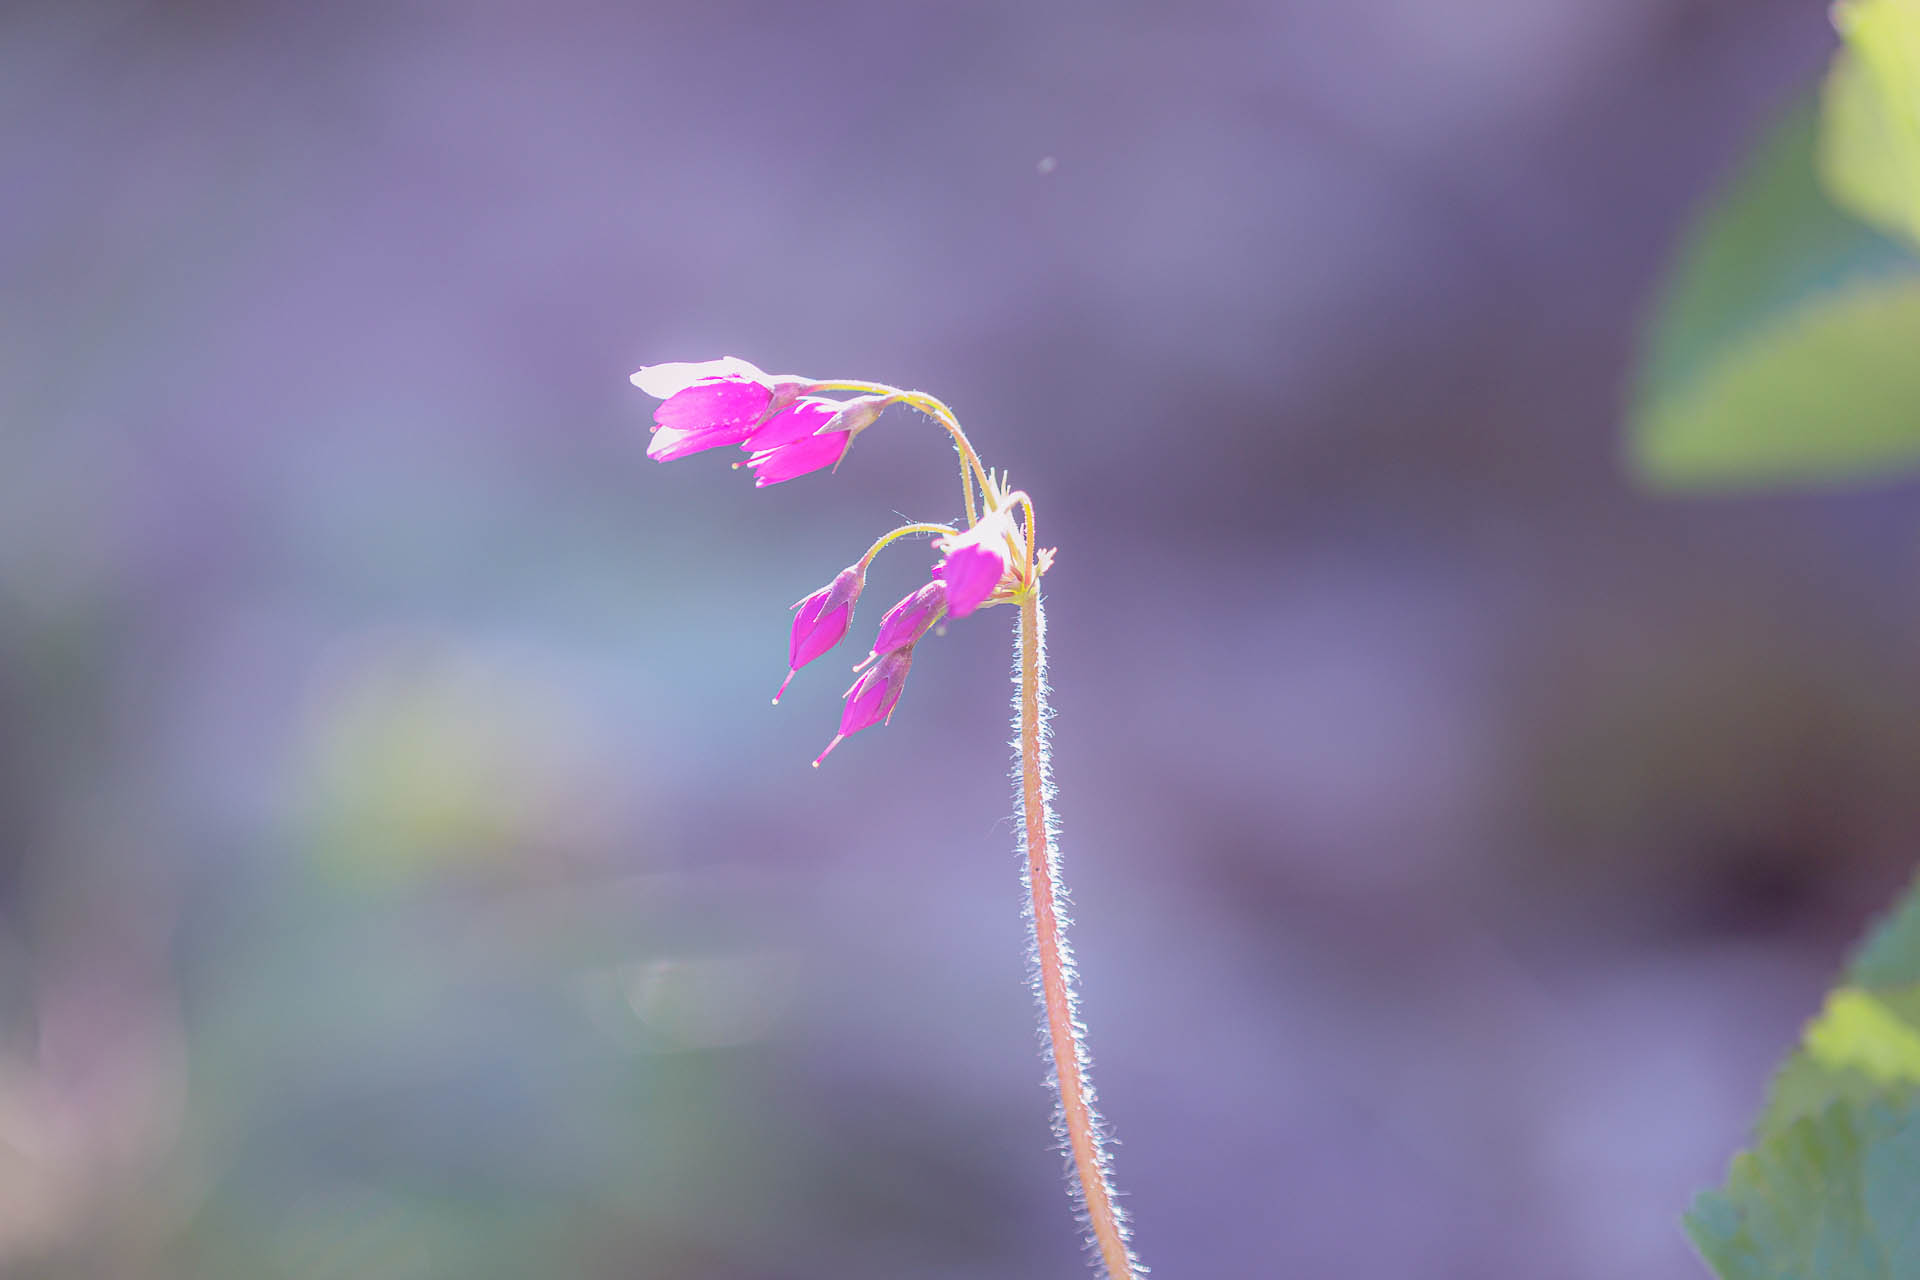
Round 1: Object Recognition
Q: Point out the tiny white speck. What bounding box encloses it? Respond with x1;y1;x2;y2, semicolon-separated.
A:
1036;156;1058;175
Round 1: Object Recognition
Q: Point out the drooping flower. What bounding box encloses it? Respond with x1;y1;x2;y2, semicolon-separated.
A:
776;564;864;703
866;580;947;662
633;357;810;462
813;646;915;766
934;508;1021;616
744;394;892;488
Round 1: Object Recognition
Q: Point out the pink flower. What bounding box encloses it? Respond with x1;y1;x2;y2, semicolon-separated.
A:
867;581;947;661
743;394;891;488
741;397;841;451
775;564;864;704
933;510;1019;616
632;357;810;462
813;646;915;766
933;544;1004;616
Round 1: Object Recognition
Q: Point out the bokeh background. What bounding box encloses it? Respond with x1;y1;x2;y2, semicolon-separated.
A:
3;1;1912;1276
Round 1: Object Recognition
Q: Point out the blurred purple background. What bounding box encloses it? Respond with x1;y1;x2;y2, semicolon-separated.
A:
4;1;1914;1276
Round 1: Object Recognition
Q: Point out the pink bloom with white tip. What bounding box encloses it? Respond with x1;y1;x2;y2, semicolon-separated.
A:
814;646;915;766
933;508;1021;616
744;394;891;488
632;357;810;462
775;564;864;703
867;580;947;661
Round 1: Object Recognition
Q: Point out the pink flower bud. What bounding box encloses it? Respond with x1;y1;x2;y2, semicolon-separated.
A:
775;564;864;703
820;394;891;438
813;646;915;766
867;580;947;661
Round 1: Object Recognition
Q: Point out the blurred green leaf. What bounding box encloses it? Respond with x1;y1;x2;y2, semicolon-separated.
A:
1806;987;1920;1082
1854;878;1920;987
1629;94;1920;489
1687;1102;1920;1280
1822;0;1920;247
1764;880;1920;1135
1637;278;1920;488
1693;876;1920;1278
1762;1053;1892;1138
1764;986;1920;1134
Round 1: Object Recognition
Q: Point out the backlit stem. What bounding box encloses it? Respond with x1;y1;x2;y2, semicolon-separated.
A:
857;522;959;572
1016;593;1139;1278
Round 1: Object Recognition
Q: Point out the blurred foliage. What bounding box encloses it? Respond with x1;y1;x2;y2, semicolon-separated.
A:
1630;0;1920;490
1822;0;1920;246
1688;876;1920;1278
1687;1102;1920;1280
1653;8;1920;1276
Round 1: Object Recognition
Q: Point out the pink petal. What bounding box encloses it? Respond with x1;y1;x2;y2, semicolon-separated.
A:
630;357;765;399
935;543;1005;616
654;378;772;432
647;419;755;461
746;431;850;486
744;398;840;451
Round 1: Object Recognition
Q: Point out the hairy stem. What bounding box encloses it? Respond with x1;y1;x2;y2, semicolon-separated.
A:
1016;593;1139;1278
856;522;959;572
808;380;990;523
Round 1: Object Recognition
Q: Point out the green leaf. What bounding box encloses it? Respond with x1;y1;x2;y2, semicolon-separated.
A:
1760;886;1920;1136
1805;988;1920;1081
1823;0;1920;247
1636;279;1920;488
1695;876;1920;1278
1763;987;1920;1134
1848;874;1920;988
1628;91;1920;490
1687;1102;1920;1280
1761;1053;1890;1137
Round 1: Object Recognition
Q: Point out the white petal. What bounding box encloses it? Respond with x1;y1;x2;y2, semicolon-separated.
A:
628;356;765;398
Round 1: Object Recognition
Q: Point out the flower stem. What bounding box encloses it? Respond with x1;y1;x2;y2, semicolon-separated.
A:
1016;593;1140;1278
856;522;960;572
808;380;991;523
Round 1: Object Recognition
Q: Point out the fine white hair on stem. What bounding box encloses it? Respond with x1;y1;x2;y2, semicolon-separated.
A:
1013;595;1141;1277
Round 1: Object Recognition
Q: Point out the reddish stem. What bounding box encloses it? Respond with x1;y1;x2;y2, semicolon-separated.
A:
1017;593;1139;1278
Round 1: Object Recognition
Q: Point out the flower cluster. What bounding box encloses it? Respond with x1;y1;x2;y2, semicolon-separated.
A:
632;356;1049;764
631;357;891;486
